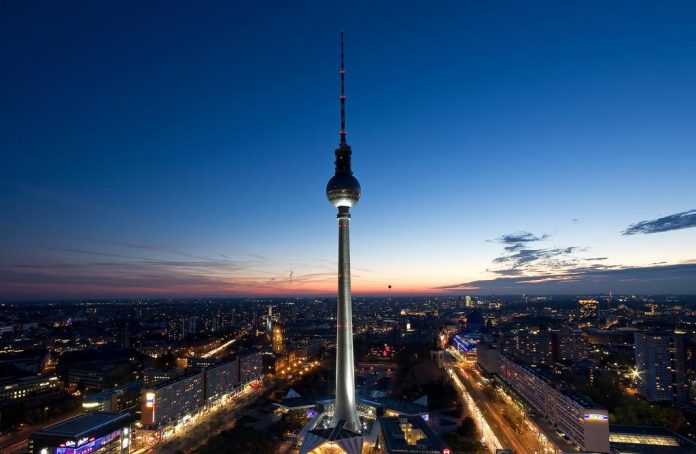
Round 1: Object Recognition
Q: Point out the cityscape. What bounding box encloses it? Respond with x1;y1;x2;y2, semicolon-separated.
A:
2;2;696;454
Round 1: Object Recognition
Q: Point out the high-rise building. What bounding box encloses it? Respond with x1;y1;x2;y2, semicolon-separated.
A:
554;330;589;363
324;31;362;434
501;329;554;366
465;295;473;308
634;332;687;402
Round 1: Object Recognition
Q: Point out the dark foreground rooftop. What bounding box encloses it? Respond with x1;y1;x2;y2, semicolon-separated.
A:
378;416;447;453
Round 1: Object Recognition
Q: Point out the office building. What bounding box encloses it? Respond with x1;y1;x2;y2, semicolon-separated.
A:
499;354;610;452
82;381;142;412
465;295;473;308
28;411;133;454
634;332;687;402
0;375;60;406
140;371;204;429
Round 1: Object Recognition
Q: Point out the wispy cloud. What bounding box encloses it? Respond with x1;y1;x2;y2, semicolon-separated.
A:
485;231;602;278
437;226;696;294
436;262;696;294
623;209;696;235
491;231;550;253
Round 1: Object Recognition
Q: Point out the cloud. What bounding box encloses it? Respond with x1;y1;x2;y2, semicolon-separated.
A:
494;232;549;244
445;224;695;294
436;262;696;294
487;231;591;278
623;209;696;235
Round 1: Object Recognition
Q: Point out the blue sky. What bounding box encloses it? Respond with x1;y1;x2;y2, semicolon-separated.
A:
1;1;695;299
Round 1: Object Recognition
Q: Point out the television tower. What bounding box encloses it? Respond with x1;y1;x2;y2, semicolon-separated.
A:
326;31;361;433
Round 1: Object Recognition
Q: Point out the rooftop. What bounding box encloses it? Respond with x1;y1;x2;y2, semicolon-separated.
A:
147;370;202;390
610;424;696;453
274;396;318;409
33;412;131;439
502;353;600;409
378;416;447;453
360;397;428;416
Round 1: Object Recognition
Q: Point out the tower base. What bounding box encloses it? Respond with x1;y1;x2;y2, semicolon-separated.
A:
299;420;364;454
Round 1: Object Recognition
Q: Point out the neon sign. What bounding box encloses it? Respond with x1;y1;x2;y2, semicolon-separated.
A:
583;413;608;421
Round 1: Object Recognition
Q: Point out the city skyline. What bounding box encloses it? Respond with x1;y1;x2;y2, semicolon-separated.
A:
2;2;696;299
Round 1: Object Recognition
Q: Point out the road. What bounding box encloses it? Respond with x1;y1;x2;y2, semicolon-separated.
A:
200;328;249;358
448;368;503;453
454;366;534;454
446;350;539;454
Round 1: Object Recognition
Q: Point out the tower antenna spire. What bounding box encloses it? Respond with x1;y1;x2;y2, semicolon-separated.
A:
340;30;347;145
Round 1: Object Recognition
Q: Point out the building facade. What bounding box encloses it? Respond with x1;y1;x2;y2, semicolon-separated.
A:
476;342;500;375
0;375;60;406
82;381;142;412
239;351;263;386
140;371;204;429
634;332;687;402
498;354;610;452
501;329;554;366
204;356;239;403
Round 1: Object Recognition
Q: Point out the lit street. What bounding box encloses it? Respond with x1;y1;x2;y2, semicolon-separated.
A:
446;348;544;454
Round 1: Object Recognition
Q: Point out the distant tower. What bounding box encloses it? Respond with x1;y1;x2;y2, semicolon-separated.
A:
326;31;362;433
272;322;285;354
430;329;446;368
266;305;273;341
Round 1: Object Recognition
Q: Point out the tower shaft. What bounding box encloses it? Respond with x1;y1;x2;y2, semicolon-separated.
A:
331;211;361;432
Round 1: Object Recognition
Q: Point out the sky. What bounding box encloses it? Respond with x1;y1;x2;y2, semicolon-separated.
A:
1;1;695;300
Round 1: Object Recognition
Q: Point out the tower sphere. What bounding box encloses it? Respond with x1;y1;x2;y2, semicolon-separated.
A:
326;173;361;208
